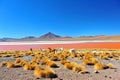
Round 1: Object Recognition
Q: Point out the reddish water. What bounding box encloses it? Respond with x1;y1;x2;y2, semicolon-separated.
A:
0;42;120;51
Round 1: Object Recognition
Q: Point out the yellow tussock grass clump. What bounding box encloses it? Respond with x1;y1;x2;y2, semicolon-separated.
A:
65;62;80;70
107;63;114;69
14;63;22;68
15;58;21;63
70;53;77;58
0;61;7;67
20;60;27;66
79;65;86;72
72;64;87;74
70;62;77;67
94;62;104;70
64;63;73;70
47;61;58;68
34;66;57;78
23;63;30;71
44;67;57;78
84;52;93;59
101;55;109;60
50;56;59;61
30;62;39;70
83;58;98;65
83;59;89;65
72;65;80;72
89;58;98;65
34;66;45;78
41;58;49;65
60;59;69;65
7;62;14;68
23;62;39;71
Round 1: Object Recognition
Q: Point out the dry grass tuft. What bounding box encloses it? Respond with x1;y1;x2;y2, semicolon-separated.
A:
15;58;21;63
84;52;93;60
34;66;57;78
44;67;57;78
47;61;58;68
94;62;105;70
14;63;22;68
70;62;77;67
72;64;86;72
83;57;98;65
20;60;27;66
23;63;30;71
0;61;7;67
34;66;45;78
64;63;73;70
60;59;69;65
107;63;115;69
7;62;15;68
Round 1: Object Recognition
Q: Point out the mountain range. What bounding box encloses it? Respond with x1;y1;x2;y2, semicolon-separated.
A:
0;32;120;42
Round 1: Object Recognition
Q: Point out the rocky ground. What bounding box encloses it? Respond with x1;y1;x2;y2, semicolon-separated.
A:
0;55;120;80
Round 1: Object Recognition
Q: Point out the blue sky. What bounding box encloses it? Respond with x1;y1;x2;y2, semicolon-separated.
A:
0;0;120;38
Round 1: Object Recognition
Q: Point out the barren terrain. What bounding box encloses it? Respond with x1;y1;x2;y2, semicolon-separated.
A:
0;41;120;80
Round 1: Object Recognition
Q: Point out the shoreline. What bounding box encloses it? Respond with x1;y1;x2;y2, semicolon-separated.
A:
0;40;120;45
0;41;120;51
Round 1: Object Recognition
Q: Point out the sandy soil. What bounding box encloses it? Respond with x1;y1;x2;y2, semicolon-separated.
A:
0;56;120;80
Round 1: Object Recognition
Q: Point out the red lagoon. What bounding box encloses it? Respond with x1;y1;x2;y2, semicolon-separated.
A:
0;42;120;51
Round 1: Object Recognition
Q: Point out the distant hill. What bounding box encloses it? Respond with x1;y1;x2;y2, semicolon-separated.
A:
76;35;120;40
0;32;120;42
21;36;36;40
0;32;62;42
63;36;73;38
40;32;61;39
0;38;18;42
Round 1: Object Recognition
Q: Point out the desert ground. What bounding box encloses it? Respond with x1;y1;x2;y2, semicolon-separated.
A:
0;41;120;80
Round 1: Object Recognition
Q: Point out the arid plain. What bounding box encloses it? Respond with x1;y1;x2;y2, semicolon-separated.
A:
0;40;120;80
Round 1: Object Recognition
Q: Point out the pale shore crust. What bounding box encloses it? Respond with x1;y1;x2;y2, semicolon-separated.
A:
0;40;120;45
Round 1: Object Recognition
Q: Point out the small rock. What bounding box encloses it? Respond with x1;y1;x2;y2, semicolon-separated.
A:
58;78;63;80
80;71;90;74
109;76;112;79
36;77;40;79
94;70;99;73
104;75;107;77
